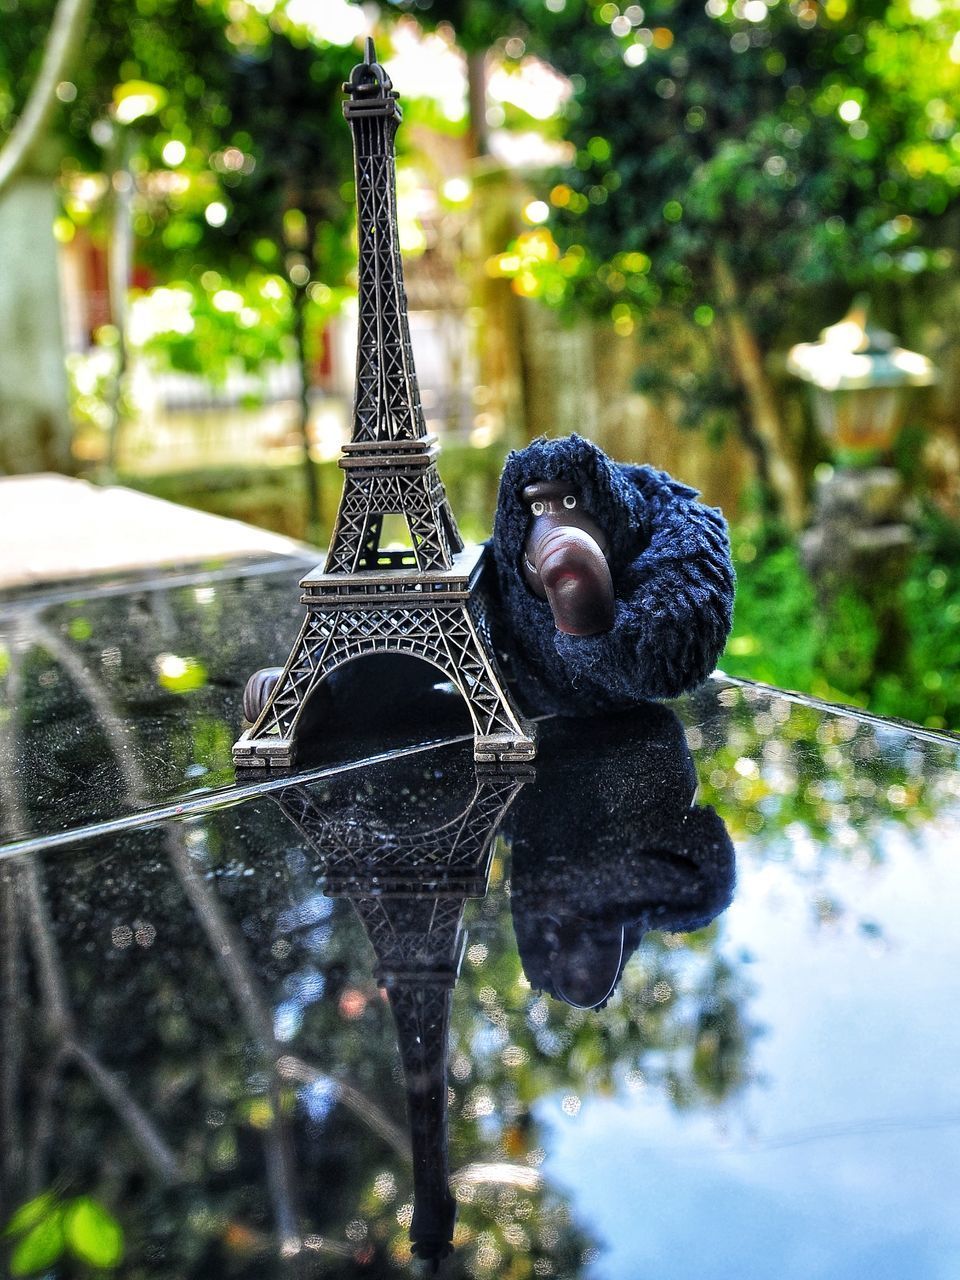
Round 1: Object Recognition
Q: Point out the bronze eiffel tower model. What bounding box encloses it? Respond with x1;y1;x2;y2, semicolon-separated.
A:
234;40;535;769
278;765;527;1265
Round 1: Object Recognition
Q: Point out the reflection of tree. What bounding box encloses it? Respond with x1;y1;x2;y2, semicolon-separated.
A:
1;605;416;1274
678;679;960;933
0;651;181;1194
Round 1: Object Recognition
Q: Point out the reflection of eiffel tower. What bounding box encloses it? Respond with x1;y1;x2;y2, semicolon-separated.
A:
234;39;535;771
278;766;528;1266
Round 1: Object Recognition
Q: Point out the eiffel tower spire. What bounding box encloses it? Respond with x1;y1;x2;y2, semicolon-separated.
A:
342;37;426;448
233;44;536;770
324;37;463;575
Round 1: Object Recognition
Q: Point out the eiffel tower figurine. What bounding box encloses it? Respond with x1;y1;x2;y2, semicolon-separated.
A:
278;763;528;1265
234;39;536;769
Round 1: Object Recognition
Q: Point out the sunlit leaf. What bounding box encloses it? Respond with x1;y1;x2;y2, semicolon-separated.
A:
113;79;168;124
2;1194;57;1240
243;1097;274;1129
156;653;208;693
64;1197;124;1269
10;1209;65;1275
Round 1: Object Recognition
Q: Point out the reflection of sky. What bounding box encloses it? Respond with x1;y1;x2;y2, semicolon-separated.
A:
540;825;960;1279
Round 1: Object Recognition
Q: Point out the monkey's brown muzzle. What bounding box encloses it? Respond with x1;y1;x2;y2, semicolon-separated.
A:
521;481;615;637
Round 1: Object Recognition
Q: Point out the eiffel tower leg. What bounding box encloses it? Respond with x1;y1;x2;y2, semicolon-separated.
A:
325;474;386;574
405;478;451;573
233;612;337;768
355;514;382;572
438;603;536;764
438;494;462;556
407;471;463;571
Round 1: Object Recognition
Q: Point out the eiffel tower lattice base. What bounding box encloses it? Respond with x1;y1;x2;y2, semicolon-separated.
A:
233;544;536;769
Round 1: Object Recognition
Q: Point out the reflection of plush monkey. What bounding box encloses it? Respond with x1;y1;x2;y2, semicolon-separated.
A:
507;705;736;1010
490;435;736;717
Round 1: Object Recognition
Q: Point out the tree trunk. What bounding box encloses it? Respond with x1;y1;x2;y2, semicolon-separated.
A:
0;180;74;473
712;250;806;526
292;277;321;545
105;130;135;476
465;51;489;159
0;0;93;197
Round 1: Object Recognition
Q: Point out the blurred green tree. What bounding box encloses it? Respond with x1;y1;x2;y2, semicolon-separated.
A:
0;1;358;527
425;0;960;522
0;0;91;198
0;0;358;278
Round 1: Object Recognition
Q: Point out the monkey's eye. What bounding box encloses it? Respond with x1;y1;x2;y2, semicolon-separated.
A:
563;494;577;510
531;500;545;516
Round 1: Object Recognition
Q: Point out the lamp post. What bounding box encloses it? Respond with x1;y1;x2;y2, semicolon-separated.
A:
787;295;936;468
788;298;938;675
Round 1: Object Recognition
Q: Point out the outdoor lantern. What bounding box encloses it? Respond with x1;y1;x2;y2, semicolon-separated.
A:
787;296;937;465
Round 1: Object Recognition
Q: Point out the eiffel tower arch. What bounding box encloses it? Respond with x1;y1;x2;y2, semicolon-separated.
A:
234;40;535;770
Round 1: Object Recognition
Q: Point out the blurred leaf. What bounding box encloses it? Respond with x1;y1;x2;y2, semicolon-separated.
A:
68;617;93;642
157;655;208;694
2;1194;57;1240
10;1209;65;1276
113;79;168;123
64;1197;124;1269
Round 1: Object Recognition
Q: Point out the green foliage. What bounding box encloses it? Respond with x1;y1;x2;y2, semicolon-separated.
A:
128;270;352;381
819;584;881;692
10;1211;65;1277
725;514;960;731
1;0;230;176
2;1194;57;1241
156;653;208;693
386;0;573;55
528;0;960;319
133;273;294;378
884;518;960;730
0;0;359;293
723;525;819;693
64;1198;125;1269
4;1193;124;1275
212;32;358;278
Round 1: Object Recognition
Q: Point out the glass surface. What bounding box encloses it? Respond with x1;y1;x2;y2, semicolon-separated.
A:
3;635;960;1279
0;558;477;847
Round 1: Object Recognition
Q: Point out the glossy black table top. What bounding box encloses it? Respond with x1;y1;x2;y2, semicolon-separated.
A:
2;556;959;1278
